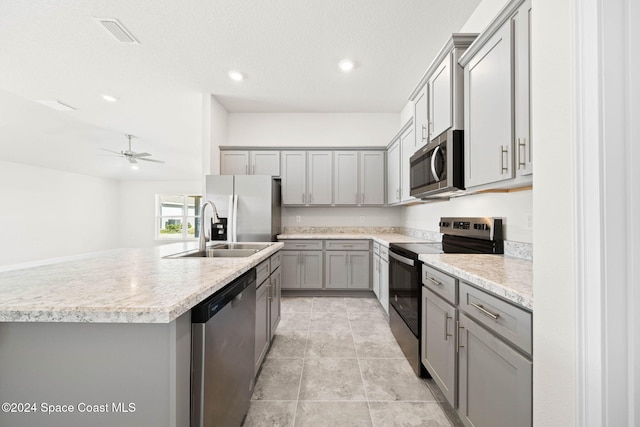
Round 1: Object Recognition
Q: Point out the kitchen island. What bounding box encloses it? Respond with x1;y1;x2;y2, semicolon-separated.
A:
0;242;283;427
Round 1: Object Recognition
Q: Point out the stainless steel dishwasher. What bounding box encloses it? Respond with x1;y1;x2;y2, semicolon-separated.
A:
191;269;256;427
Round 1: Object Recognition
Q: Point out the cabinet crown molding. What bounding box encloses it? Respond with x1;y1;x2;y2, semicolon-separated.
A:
408;33;479;101
219;146;386;151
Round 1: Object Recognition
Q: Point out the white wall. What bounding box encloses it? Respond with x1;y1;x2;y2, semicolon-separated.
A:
402;190;532;242
208;95;229;176
227;113;399;147
117;180;202;248
0;161;120;267
532;0;576;425
460;0;511;32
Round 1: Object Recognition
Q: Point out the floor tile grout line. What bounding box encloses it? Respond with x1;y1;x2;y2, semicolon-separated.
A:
347;300;376;427
290;299;312;426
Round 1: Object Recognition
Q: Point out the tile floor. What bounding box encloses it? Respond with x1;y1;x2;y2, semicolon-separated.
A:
243;296;464;427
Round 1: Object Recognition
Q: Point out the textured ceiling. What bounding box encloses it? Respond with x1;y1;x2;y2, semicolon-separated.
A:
0;0;481;180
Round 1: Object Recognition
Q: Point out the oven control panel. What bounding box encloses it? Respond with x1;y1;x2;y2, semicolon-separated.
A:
439;217;503;241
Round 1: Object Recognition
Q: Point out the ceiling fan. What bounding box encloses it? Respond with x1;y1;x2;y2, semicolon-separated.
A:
102;134;165;168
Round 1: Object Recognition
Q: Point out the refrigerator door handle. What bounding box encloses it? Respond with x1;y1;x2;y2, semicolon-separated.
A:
232;194;238;242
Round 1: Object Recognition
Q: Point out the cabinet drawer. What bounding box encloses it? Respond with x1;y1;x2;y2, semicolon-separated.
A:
422;264;457;305
270;251;281;273
325;240;370;251
459;281;532;355
373;242;380;255
256;259;270;287
281;240;323;251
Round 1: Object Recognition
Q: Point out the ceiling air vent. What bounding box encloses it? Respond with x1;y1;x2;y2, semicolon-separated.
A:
96;18;139;44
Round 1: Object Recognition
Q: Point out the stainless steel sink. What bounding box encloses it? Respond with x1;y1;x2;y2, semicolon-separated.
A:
164;243;273;259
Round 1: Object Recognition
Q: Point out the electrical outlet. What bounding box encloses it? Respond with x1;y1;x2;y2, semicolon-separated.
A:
525;213;533;230
296;215;301;223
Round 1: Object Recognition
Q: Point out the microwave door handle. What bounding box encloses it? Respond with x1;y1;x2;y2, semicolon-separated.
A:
430;145;441;181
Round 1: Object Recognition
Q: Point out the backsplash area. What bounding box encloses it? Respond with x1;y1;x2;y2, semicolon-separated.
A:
283;226;401;234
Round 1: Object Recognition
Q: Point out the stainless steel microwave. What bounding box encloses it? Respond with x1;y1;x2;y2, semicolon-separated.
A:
409;129;464;198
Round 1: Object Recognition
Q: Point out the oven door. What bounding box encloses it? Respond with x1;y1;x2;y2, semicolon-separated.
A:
388;249;419;337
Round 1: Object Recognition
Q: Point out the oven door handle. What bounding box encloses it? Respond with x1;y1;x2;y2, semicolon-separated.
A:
389;251;415;267
430;145;441;182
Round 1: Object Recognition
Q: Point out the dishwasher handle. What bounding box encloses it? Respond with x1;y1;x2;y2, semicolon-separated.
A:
192;269;256;323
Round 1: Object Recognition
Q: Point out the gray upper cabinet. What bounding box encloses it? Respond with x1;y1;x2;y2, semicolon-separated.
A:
514;0;532;176
221;150;280;176
308;151;333;205
387;139;401;205
281;151;307;205
360;151;385;205
414;86;429;148
334;151;359;205
334;151;385;206
400;126;417;203
428;58;452;140
220;151;250;175
460;0;532;190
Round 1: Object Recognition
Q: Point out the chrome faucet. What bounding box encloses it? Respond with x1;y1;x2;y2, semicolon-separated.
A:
199;200;221;251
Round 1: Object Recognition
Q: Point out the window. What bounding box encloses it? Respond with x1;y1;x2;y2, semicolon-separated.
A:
156;195;202;240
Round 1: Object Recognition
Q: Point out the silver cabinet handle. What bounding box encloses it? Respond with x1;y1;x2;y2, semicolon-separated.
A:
427;277;443;287
343;244;354;248
457;321;464;352
253;163;256;174
310;193;313;204
518;138;527;168
444;312;452;341
500;145;509;174
295;244;307;247
470;302;500;320
421;124;427;142
245;164;248;174
302;193;306;204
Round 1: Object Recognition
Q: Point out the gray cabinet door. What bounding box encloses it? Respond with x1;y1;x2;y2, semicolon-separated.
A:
348;251;370;289
308;151;333;205
458;312;532;427
300;251;323;289
387;140;400;204
421;287;457;407
360;151;385;205
400;127;416;202
251;151;280;176
464;23;513;188
255;280;270;376
269;267;281;339
414;86;429;147
281;151;307;205
334;151;358;205
380;258;389;314
514;0;532;177
325;251;348;289
429;55;453;140
280;251;301;289
372;255;380;298
221;151;249;175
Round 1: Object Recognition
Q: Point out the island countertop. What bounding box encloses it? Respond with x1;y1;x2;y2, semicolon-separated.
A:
0;242;283;323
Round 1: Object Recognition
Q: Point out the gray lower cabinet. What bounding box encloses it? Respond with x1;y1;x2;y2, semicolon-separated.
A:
421;287;457;407
457;311;532;427
280;241;323;289
379;252;389;314
325;240;370;290
421;263;532;427
255;252;282;377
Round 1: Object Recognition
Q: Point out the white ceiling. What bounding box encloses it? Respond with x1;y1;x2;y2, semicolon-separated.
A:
0;0;481;181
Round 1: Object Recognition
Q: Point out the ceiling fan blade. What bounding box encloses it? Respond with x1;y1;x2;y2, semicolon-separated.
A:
128;157;138;164
131;152;152;158
101;148;124;156
137;157;165;163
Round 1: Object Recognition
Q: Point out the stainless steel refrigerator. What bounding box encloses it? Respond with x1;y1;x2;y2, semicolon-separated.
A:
205;175;281;242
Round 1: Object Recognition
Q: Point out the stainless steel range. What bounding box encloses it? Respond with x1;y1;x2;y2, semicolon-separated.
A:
388;217;504;376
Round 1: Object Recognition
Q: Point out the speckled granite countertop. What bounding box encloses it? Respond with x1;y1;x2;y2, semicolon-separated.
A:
277;233;432;245
419;254;533;310
0;242;283;323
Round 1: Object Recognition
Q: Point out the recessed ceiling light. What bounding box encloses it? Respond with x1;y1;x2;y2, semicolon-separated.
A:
34;99;77;112
130;164;139;171
338;59;356;72
101;94;118;102
228;70;245;81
